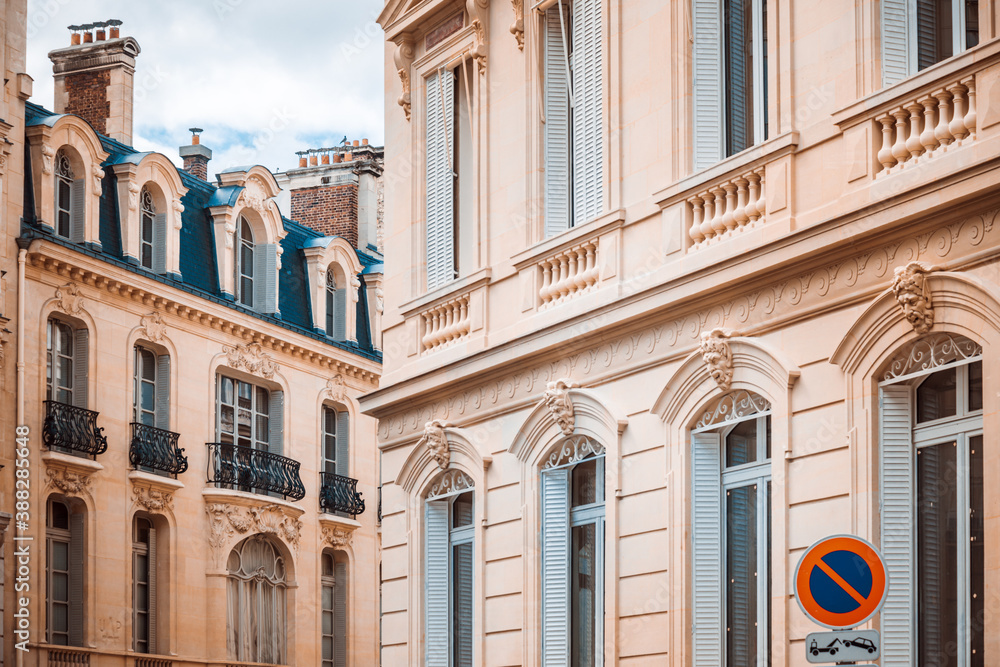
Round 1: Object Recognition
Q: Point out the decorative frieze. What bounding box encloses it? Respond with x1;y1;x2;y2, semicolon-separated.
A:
205;502;303;557
132;485;174;512
223;342;279;379
45;467;92;496
543;379;578;436
892;261;936;334
699;328;734;391
321;524;354;549
418;420;451;469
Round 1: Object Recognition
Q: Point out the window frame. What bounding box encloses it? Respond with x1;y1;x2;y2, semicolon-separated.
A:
46;500;73;646
139;188;156;270
132;516;157;654
47;319;75;406
54;152;74;239
235;216;255;308
216;374;270;452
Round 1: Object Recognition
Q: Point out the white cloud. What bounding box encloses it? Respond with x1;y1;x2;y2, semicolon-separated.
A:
26;0;385;175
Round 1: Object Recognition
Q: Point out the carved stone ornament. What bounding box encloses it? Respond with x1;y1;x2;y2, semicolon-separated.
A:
350;274;362;303
238;177;269;213
132;485;174;512
223;342;279;379
699;328;734;392
205;503;303;556
892;261;936;334
41;145;56;175
543;379;578;436
321;525;353;549
375;287;385;314
224;221;236;249
428;468;475;498
418;419;451;469
54;282;85;315
393;35;415;120
139;311;167;342
325;373;346;402
510;0;524;49
0;328;9;371
91;164;105;193
46;467;92;496
172;199;185;229
468;0;490;73
128;181;141;211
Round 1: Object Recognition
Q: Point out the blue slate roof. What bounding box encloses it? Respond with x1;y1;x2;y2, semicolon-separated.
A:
22;101;380;363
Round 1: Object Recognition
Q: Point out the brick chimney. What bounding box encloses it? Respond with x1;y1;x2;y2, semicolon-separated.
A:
180;128;212;181
50;20;140;144
275;140;384;251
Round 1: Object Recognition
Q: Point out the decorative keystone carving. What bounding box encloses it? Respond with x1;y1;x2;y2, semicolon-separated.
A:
128;181;141;211
468;0;490;73
223;342;279;379
543;379;578;436
139;311;167;342
132;485;174;512
205;503;303;558
46;467;92;496
510;0;524;49
238;177;269;213
699;328;734;391
321;525;354;549
325;374;346;402
393;35;415;120
54;282;85;315
419;420;451;469
41;145;56;175
892;262;936;334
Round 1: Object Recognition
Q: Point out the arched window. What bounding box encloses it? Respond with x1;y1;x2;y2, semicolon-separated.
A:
46;498;84;646
425;470;475;667
690;390;771;667
226;535;288;663
47;318;80;407
540;435;605;666
325;268;346;339
321;551;348;667
235;217;255;307
54;151;83;241
139;188;157;270
878;333;983;664
132;516;158;653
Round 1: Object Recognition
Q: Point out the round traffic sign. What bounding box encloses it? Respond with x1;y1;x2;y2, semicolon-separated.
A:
794;535;888;629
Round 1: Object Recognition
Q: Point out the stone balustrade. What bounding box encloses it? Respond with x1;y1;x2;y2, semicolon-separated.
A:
875;75;977;177
686;168;766;250
538;240;599;308
421;294;471;352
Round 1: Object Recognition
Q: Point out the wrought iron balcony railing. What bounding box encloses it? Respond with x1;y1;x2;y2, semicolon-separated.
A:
206;442;306;501
42;400;108;457
320;472;366;518
129;422;188;476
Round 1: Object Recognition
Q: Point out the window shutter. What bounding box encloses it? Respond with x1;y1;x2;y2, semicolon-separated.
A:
915;0;937;70
73;328;89;409
334;561;348;667
544;6;571;237
252;244;265;311
881;0;911;86
152;213;167;274
334;286;347;341
879;384;914;664
693;0;723;170
269;390;284;456
336;410;350;478
425;500;450;667
691;431;722;665
69;512;85;646
257;243;279;314
148;526;158;654
155;354;170;431
573;0;603;224
70;179;86;243
454;541;474;667
724;0;749;152
425;70;456;290
541;467;570;665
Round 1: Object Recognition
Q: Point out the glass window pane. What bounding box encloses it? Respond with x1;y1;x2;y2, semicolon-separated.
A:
140;350;155;380
917;0;954;70
322;608;333;635
51;503;69;530
724;0;754;156
452;541;474;667
220;405;235;434
966;0;979;48
453;492;474;528
916;441;958;665
917;366;957;423
726;418;758;468
572;458;598;507
52;541;69;571
726;483;758;667
141;381;155;413
52;571;68;601
322;635;334;659
970;435;984;666
142;213;153;242
968;360;983;412
571;523;598;667
53;603;69;631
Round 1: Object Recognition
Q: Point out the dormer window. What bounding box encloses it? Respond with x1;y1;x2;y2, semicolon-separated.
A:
325;268;337;337
140;189;155;269
236;217;255;307
55;151;83;241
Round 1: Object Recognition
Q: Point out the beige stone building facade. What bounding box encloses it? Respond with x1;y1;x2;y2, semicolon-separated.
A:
365;0;1000;665
1;14;384;667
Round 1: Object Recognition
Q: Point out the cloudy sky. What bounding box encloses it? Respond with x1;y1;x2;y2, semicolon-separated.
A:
25;0;386;174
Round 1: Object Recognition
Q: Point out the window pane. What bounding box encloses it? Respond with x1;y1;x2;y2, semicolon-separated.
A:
916;441;958;665
453;541;474;667
970;435;984;666
571;522;598;667
572;458;598;507
917;366;957;422
220;405;235;434
322;635;334;660
726;483;758;667
726;418;758;468
51;502;69;530
141;244;153;269
53;603;69;631
322;608;333;635
52;571;68;600
141;381;155;414
917;0;954;70
966;0;979;48
968;360;983;412
142;213;153;242
453;492;474;528
724;0;754;156
53;541;69;571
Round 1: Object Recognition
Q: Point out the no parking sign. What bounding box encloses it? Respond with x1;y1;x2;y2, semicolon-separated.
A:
794;535;888;630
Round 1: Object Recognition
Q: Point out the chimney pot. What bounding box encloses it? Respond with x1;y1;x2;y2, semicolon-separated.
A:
107;18;122;38
362;138;369;146
189;127;203;145
180;128;212;181
309;154;318;167
299;157;308;167
321;153;330;165
333;153;342;163
71;33;81;45
344;152;353;162
352;139;360;147
83;30;93;43
96;28;106;41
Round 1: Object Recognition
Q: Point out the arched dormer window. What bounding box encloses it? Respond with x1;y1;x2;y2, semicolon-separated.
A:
325;267;347;340
236;217;255;308
139;189;156;270
302;237;362;342
54;151;83;241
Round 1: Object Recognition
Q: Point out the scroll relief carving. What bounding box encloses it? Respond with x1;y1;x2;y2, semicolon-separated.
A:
418;420;452;469
54;282;85;315
543;379;578;436
128;182;141;211
238;177;269;214
892;261;937;334
394;36;415;120
139;311;167;342
321;525;354;549
45;467;93;496
41;145;56;175
205;503;302;557
468;0;490;73
172;199;185;229
350;274;362;303
510;0;524;49
132;485;174;512
223;342;279;379
699;328;734;392
325;373;346;402
91;164;105;193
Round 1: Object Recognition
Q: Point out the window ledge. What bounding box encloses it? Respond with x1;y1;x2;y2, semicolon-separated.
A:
400;267;492;317
128;469;184;493
41;449;104;475
319;513;362;532
201;487;306;518
511;208;626;270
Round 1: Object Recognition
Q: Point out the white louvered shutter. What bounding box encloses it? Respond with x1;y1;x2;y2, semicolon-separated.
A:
879;384;914;665
691;431;723;665
541;467;570;665
544;6;571;237
72;328;89;409
334;561;348;667
573;0;603;224
256;243;279;314
148;526;158;653
425;70;456;290
70;179;86;243
425;500;450;667
454;540;474;667
269;390;284;457
693;0;722;170
68;512;85;646
336;410;350;478
152;213;167;274
334;286;347;340
155;354;170;431
881;0;911;86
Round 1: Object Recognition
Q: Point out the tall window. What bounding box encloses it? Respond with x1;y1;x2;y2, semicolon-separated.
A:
140;189;155;269
693;0;768;169
542;0;603;237
55;152;74;239
217;376;277;453
47;318;88;409
325;268;347;340
236;217;255;307
882;0;979;85
134;345;170;429
133;516;158;653
322;406;350;477
425;470;475;667
321;552;348;667
691;391;771;667
541;436;605;666
226;535;287;663
879;334;983;665
46;498;84;646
